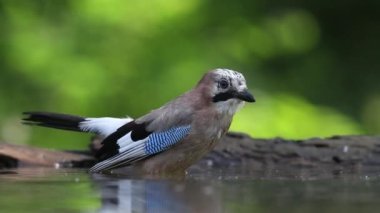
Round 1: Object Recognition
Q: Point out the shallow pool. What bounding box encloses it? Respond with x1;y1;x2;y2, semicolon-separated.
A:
1;167;380;213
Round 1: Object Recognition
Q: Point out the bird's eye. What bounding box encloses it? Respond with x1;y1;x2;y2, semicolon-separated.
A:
219;80;229;89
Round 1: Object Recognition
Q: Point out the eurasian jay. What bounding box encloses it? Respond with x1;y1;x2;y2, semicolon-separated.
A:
23;68;255;173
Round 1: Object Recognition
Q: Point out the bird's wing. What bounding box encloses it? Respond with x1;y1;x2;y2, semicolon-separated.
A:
90;120;191;172
135;92;195;132
90;94;195;172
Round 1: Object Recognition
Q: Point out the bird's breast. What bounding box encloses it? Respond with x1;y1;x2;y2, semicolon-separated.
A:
136;111;233;174
192;109;233;138
137;136;220;174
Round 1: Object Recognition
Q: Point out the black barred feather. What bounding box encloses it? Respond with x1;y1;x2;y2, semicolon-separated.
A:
22;112;85;132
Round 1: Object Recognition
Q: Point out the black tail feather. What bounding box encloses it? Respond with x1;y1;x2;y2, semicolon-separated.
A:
22;112;86;132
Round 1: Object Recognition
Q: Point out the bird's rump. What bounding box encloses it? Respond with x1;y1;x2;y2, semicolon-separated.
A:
23;112;132;136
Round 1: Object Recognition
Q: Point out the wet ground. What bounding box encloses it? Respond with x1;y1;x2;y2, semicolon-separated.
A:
1;167;380;213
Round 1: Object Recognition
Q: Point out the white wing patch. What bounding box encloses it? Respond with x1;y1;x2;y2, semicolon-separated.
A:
117;132;148;153
79;117;133;136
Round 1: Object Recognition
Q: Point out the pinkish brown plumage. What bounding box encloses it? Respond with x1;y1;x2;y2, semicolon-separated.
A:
23;68;255;174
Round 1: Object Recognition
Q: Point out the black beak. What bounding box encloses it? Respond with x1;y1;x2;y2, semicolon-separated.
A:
236;90;255;102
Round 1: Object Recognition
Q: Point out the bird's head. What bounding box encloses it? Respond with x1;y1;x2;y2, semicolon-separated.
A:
197;68;255;114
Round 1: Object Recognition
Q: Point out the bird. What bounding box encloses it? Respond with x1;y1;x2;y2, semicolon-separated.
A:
22;68;255;174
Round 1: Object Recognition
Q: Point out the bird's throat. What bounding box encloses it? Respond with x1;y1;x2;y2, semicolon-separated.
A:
215;99;245;115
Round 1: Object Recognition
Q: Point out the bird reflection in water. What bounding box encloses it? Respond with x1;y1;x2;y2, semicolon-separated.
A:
93;174;221;213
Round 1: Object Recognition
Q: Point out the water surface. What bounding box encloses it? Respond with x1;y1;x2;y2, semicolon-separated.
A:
1;167;380;213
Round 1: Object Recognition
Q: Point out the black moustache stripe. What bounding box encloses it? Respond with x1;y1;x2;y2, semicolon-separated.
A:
212;91;235;102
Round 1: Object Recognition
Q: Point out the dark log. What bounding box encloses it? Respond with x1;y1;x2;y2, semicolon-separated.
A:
1;133;380;170
193;133;380;170
0;143;94;169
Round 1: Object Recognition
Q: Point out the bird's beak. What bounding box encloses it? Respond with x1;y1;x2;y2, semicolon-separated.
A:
236;89;255;102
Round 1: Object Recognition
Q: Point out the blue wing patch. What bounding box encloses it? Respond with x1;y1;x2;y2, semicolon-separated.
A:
145;125;191;155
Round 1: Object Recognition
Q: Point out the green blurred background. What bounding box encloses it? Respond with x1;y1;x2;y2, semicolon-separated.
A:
0;0;379;149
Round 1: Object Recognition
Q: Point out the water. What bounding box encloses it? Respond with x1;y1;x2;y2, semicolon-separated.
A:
1;167;380;213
